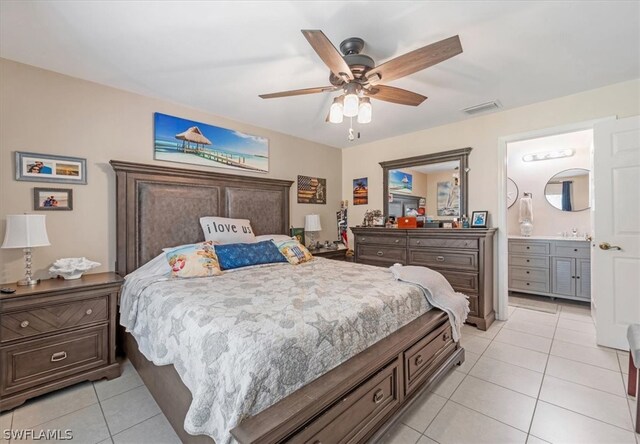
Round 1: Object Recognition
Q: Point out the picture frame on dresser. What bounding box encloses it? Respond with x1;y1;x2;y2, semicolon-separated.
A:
471;210;488;228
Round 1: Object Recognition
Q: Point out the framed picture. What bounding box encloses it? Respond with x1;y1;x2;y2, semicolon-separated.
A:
437;180;460;217
388;169;413;193
471;210;488;228
297;175;326;204
33;188;73;211
353;177;368;205
154;112;269;173
290;227;305;245
372;216;385;227
16;152;87;184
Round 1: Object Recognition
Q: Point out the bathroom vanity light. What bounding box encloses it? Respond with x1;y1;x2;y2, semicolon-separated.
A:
522;149;574;162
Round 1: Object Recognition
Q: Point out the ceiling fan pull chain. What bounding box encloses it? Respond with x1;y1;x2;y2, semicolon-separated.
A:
348;117;355;142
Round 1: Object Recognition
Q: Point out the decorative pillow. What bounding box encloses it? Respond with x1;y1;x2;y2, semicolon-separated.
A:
214;240;287;270
255;234;294;243
275;239;314;265
165;241;223;278
200;217;256;244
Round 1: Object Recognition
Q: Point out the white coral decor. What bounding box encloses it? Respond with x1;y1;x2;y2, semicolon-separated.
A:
49;257;101;280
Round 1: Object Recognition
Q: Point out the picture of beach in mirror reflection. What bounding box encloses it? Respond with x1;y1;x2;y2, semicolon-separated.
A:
154;112;269;173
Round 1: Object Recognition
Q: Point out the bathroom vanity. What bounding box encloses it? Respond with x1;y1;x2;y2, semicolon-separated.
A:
508;236;591;302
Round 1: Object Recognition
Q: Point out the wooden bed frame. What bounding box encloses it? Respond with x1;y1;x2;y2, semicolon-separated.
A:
111;160;464;443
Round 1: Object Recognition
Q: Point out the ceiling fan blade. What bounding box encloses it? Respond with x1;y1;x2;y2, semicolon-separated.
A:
259;86;337;99
367;35;462;85
301;30;354;81
365;85;427;106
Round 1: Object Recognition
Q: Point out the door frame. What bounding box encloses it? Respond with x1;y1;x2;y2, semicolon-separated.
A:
496;116;615;321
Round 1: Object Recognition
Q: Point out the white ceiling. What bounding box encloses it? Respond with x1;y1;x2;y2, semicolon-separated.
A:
1;1;638;148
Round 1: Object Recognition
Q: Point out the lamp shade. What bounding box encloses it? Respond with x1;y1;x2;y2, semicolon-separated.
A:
2;214;50;249
329;96;344;124
357;97;372;124
304;214;322;232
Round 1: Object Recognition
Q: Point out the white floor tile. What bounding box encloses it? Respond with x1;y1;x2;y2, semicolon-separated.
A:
430;369;466;399
503;318;555;339
494;329;552;353
539;376;633;430
425;401;527;444
554;327;598;348
530;401;635;444
377;422;422;444
526;435;550;444
416;436;438;444
94;360;144;401
484;342;549;373
450;375;536;432
112;413;181;444
100;386;161;435
462;321;505;340
455;350;480;374
546;355;626;396
470;356;544;398
508;306;517;316
550;339;620;371
557;317;597;334
509;309;559;327
400;391;447;432
559;307;594;324
460;335;492;355
0;411;12;444
12;382;98;429
29;404;110;444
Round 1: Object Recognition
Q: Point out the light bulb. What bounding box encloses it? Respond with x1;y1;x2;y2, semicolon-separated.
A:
329;96;344;124
343;83;359;117
357;97;372;124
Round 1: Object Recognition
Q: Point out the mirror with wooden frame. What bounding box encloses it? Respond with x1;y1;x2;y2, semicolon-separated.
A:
380;148;471;221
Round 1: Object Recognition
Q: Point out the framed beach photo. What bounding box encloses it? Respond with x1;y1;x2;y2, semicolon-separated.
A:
33;188;73;211
16;152;87;184
154;112;269;173
471;210;488;228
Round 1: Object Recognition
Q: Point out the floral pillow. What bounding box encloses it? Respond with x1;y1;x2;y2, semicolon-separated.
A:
165;241;223;278
275;239;314;265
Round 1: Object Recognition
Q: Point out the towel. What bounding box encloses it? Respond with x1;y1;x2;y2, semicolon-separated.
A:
519;196;533;223
390;264;470;341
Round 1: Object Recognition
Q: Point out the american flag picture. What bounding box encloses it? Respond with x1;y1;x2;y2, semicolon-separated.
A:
297;175;326;204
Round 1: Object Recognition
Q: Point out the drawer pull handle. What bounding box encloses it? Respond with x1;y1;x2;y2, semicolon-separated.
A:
443;332;450;341
526;246;530;249
416;240;421;244
574;249;578;252
576;276;580;279
373;389;385;404
415;355;424;366
85;309;93;315
20;320;30;328
362;238;366;242
526;283;530;286
526;271;530;274
377;251;384;256
51;351;67;362
526;259;530;263
395;239;400;243
436;256;445;262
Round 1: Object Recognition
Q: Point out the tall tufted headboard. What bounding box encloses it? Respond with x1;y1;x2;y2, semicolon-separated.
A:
110;160;293;275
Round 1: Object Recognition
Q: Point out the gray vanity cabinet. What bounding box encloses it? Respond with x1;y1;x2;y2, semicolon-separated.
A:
552;257;576;297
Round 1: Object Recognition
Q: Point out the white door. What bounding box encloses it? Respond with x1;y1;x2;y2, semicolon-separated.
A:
594;116;640;350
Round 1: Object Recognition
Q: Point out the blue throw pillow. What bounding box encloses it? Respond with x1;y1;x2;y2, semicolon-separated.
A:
214;240;287;270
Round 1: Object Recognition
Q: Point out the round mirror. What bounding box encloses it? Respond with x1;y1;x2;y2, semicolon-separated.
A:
544;168;590;212
507;177;519;209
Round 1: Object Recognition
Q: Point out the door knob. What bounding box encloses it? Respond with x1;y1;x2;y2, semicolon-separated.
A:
599;242;622;251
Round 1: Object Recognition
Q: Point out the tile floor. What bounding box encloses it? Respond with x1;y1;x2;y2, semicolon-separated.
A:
1;300;635;444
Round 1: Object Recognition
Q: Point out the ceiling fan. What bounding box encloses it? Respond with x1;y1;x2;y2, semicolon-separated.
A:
259;30;463;128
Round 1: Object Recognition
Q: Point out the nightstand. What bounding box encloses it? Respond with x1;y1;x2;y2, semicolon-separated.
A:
0;272;123;411
311;248;352;261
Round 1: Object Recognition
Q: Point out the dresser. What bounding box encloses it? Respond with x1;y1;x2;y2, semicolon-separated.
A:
508;237;591;302
351;227;496;330
0;273;122;411
311;247;352;261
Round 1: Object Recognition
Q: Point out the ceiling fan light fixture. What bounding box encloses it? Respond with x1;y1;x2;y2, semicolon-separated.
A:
329;96;344;124
357;97;372;124
343;83;360;117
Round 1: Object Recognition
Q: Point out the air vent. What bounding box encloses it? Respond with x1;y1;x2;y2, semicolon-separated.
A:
462;101;501;115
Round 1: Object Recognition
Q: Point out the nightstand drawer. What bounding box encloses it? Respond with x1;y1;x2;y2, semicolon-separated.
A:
1;296;108;343
1;325;108;395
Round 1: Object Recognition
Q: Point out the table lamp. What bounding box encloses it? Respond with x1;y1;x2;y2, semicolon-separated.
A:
2;214;51;286
304;214;322;251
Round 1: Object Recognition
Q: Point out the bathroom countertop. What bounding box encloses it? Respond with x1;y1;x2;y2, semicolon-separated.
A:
508;235;591;242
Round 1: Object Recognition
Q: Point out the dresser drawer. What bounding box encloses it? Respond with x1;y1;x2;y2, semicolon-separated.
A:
467;294;479;317
509;255;550;269
1;296;109;343
408;249;478;271
357;245;406;263
404;322;455;396
356;234;406;247
440;270;479;293
409;237;478;250
294;360;399;443
509;242;550;255
552;243;590;259
1;325;108;395
509;266;549;283
510;278;550;293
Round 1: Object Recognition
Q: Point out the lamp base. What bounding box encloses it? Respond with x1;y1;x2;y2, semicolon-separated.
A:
17;277;40;286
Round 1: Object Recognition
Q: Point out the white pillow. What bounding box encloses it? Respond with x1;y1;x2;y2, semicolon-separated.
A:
200;217;256;244
255;234;294;243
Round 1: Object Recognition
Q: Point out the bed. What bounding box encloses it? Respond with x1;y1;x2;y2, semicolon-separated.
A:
111;160;465;443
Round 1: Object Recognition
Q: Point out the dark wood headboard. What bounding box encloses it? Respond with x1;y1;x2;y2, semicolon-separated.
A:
111;161;293;275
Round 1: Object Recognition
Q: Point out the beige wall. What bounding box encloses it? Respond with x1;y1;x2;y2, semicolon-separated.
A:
0;59;342;282
342;79;640;247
